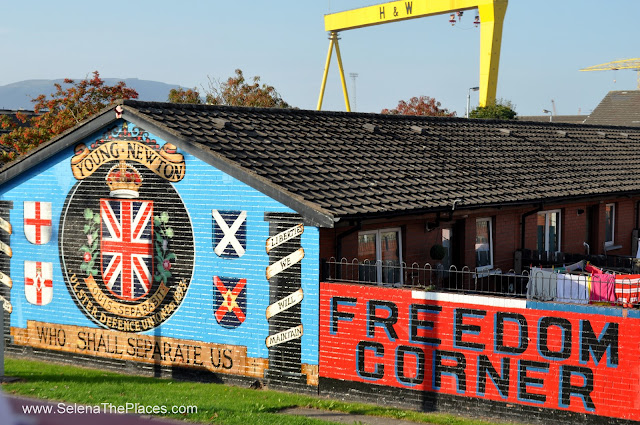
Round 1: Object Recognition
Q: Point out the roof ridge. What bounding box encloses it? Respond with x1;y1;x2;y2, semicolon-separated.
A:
122;99;471;123
122;100;640;130
5;99;640;224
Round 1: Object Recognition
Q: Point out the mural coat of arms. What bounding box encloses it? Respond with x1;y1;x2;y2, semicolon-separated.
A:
59;122;194;332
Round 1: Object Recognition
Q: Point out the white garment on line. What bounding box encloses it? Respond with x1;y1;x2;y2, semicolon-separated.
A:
527;267;558;301
556;273;589;304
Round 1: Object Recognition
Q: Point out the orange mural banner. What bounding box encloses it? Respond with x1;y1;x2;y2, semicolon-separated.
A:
71;141;185;182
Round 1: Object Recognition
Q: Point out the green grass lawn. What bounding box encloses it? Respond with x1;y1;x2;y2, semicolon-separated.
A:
2;357;517;425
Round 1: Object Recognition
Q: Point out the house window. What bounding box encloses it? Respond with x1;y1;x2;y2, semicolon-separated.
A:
605;203;615;246
357;228;402;285
537;210;561;254
475;218;493;271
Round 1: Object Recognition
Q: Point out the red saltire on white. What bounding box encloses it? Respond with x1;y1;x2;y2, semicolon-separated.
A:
100;199;154;301
24;260;53;306
23;201;52;245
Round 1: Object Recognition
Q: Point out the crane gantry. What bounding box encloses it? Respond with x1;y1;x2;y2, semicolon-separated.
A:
580;58;640;89
317;0;509;112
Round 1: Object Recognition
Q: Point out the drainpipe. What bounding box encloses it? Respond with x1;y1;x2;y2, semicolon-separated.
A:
521;205;543;250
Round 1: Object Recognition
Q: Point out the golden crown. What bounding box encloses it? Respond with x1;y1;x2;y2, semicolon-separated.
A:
105;160;142;198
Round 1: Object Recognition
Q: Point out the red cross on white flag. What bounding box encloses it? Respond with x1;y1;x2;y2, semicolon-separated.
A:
24;261;53;306
24;201;52;245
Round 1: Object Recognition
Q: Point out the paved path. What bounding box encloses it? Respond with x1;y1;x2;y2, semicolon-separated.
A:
281;407;433;425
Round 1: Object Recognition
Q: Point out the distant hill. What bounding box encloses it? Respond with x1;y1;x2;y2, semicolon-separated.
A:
0;78;182;110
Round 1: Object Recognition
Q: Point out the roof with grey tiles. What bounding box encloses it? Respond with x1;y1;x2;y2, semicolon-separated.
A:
584;90;640;126
4;100;640;227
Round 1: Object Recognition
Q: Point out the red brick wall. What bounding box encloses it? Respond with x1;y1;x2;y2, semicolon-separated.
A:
319;282;640;423
321;197;640;272
615;200;635;254
521;199;638;257
324;219;444;266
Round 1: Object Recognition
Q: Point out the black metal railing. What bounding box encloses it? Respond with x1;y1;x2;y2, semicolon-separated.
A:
320;257;640;307
321;258;527;297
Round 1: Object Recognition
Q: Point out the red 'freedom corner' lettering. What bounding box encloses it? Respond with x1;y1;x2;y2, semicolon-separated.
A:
320;283;629;418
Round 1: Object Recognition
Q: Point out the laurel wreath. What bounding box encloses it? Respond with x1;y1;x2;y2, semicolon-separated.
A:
154;211;177;284
80;208;100;277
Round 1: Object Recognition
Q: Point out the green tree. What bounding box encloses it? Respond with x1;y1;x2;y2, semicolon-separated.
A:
167;87;202;104
381;96;455;117
204;69;290;108
0;71;138;162
469;99;517;120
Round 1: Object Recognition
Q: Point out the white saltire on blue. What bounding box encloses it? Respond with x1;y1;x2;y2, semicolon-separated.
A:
212;210;247;258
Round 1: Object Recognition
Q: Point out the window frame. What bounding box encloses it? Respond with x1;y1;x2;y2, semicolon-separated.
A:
537;209;562;254
357;227;403;285
605;203;615;247
475;217;494;272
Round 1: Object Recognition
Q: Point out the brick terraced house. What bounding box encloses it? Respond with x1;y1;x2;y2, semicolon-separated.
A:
0;100;639;424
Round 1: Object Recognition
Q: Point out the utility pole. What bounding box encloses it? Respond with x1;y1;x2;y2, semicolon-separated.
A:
349;73;358;112
466;86;479;118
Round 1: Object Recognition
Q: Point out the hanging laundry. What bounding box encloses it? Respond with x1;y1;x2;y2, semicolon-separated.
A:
585;264;615;304
527;267;558;301
614;274;640;307
555;273;590;304
564;260;586;272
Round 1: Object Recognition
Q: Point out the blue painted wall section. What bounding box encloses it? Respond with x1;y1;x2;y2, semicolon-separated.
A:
0;120;319;386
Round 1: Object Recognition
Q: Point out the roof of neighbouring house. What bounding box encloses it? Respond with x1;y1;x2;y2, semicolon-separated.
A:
3;100;640;227
583;90;640;126
518;115;587;124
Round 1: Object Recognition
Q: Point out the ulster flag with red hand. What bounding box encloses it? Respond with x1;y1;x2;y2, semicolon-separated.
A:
24;261;53;306
213;276;247;328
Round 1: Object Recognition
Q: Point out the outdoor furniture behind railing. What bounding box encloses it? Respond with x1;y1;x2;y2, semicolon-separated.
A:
514;249;640;274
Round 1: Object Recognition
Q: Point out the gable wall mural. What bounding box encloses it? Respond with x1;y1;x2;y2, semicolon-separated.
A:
0;121;319;387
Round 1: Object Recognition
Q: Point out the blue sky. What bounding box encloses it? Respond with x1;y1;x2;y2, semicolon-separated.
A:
2;0;639;116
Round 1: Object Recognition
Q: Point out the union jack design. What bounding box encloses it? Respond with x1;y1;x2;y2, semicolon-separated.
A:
100;199;154;301
213;276;247;328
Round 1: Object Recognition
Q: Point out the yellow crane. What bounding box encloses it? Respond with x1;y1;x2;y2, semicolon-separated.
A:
317;0;509;111
580;58;640;89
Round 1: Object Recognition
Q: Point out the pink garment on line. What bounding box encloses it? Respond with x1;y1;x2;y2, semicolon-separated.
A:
585;264;616;303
